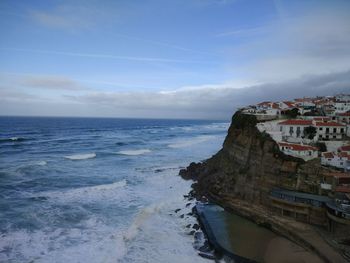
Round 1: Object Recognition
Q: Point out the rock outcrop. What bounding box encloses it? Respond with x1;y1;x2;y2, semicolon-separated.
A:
180;111;335;205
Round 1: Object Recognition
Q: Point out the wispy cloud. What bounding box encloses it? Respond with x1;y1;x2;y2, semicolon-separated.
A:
29;3;101;30
113;33;215;56
0;48;212;64
215;26;268;37
20;75;82;91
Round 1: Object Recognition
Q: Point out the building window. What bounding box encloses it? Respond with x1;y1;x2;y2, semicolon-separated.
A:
280;126;282;132
333;128;337;133
333;135;336;139
309;151;312;156
341;128;344;133
289;127;293;136
296;127;301;137
319;127;323;131
326;127;329;133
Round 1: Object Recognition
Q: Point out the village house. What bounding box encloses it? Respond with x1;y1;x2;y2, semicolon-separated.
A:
321;172;350;194
336;112;350;124
278;119;313;141
278;142;318;161
321;152;350;171
339;145;350;154
314;121;346;140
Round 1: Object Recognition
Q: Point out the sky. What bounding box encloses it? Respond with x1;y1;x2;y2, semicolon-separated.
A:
0;0;350;120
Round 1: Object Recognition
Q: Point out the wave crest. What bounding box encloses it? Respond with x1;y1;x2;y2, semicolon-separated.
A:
64;153;96;160
117;149;151;156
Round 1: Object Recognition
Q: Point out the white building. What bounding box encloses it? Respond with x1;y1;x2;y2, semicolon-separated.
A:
314;121;346;140
321;152;350;170
278;142;318;161
278;119;313;141
336;112;350;124
334;101;350;114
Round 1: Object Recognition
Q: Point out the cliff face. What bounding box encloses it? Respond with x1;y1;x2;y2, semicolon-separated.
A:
180;111;333;205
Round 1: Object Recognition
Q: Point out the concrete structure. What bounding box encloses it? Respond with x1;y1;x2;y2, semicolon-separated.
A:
278;142;318;161
270;189;330;226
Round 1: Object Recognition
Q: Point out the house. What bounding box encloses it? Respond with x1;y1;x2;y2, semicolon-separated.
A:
321;152;350;170
278;142;318;161
278;119;313;140
339;145;350;154
314;121;346;140
321;172;350;193
336;112;350;124
279;101;297;110
334;101;350;114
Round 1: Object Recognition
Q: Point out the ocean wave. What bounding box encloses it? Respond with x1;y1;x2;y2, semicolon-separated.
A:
0;137;29;143
64;153;96;160
117;149;151;156
41;179;128;203
123;203;163;242
0;217;126;263
168;135;216;148
36;161;47;166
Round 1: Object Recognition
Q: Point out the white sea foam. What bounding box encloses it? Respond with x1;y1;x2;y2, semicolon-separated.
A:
64;153;96;160
117;149;151;156
168;135;216;148
0;217;126;263
43;179;128;203
36;161;47;166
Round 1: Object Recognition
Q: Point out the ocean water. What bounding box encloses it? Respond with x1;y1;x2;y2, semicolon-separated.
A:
0;117;229;263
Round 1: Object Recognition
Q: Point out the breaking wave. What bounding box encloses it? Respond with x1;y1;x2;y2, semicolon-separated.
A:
64;153;96;160
117;149;151;156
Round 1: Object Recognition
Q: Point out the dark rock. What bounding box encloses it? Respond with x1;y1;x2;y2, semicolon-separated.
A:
192;223;200;230
179;111;335;205
174;208;181;213
180;214;184;218
186;212;193;216
186;224;191;228
188;230;195;235
198;251;215;260
186;203;192;207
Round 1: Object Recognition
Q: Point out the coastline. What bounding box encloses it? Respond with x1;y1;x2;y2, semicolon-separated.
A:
179;109;350;263
192;191;348;263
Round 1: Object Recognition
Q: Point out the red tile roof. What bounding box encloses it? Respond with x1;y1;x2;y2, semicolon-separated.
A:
272;103;281;109
338;152;350;158
335;186;350;193
339;145;350;152
257;101;271;106
322;172;350;178
314;121;345;127
278;119;312;126
322;152;334;159
282;101;296;108
278;142;318;151
338;112;350;116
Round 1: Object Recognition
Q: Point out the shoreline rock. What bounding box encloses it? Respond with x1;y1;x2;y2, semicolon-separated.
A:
180;111;349;262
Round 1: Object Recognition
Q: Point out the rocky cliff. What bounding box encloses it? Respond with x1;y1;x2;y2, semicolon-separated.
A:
180;111;334;205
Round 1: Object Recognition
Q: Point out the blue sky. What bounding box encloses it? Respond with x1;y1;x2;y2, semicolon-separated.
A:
1;0;350;119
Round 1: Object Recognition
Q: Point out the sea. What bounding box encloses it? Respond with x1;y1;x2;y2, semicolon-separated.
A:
0;117;229;263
